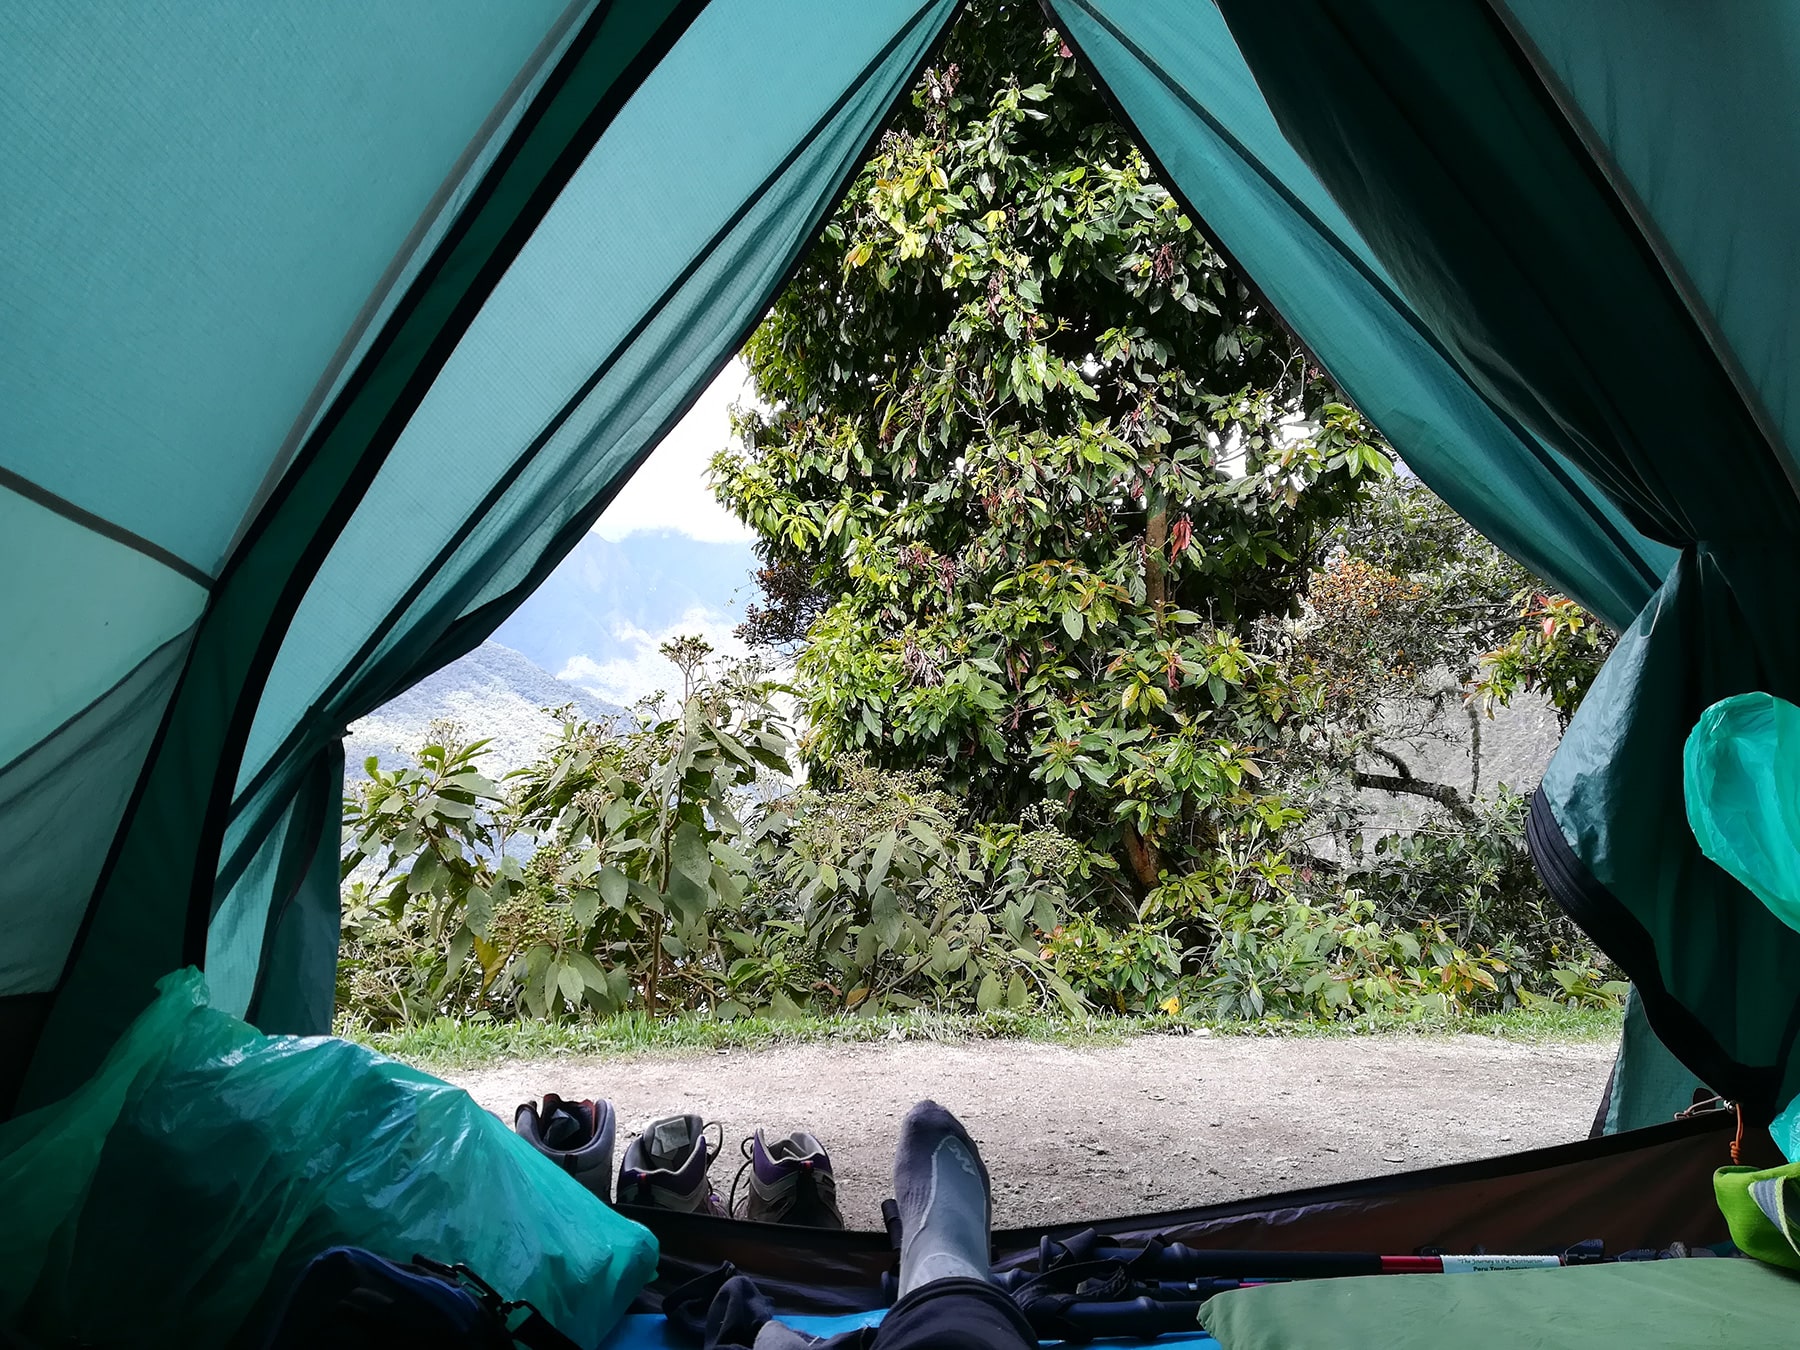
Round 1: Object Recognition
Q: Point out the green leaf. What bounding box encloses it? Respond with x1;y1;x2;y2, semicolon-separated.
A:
976;972;1003;1013
1062;608;1083;641
571;889;601;931
1007;971;1030;1009
664;868;709;925
866;830;897;896
556;962;586;1010
769;990;804;1021
598;866;629;910
671;821;712;888
568;950;608;991
406;853;442;895
907;818;945;852
463;884;493;938
871;887;904;949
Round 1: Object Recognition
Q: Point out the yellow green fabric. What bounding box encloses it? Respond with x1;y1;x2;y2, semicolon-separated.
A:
1200;1259;1800;1350
1715;1160;1800;1272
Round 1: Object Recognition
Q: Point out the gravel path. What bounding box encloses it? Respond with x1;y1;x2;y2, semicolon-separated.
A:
445;1033;1615;1231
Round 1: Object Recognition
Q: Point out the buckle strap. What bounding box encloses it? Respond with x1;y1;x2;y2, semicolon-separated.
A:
411;1255;583;1350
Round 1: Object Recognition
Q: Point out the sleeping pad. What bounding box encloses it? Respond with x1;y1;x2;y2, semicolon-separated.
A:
1198;1258;1800;1349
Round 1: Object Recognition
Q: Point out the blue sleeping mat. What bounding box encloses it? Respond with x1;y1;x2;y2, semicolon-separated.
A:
601;1309;1221;1349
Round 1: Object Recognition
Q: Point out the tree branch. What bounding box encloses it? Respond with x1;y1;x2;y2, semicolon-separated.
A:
1368;745;1415;778
1350;770;1476;823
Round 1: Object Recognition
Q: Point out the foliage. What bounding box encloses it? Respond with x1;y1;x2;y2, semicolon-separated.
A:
1471;593;1613;727
347;999;1625;1075
713;4;1391;896
340;643;1103;1029
736;758;1097;1018
1315;475;1614;733
339;5;1627;1038
341;652;1617;1035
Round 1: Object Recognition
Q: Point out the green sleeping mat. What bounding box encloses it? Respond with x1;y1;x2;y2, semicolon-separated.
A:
1199;1257;1800;1349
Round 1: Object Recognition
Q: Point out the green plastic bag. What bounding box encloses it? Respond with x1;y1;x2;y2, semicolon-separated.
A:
0;969;657;1348
1684;691;1800;938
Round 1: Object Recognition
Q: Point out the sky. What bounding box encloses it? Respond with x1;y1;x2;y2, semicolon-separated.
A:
591;359;757;545
549;359;764;707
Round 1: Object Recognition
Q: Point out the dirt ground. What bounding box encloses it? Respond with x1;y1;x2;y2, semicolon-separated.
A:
446;1032;1616;1231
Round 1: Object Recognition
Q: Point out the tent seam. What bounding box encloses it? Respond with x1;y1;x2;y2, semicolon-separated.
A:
0;628;196;784
218;0;605;570
0;464;212;589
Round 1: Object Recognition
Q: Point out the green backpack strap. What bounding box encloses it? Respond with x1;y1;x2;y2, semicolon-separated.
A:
1715;1160;1800;1270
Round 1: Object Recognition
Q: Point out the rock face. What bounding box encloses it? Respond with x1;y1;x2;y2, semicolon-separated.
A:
1357;678;1564;831
345;642;621;782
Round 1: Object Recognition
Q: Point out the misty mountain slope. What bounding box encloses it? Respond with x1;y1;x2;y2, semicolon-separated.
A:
346;642;621;781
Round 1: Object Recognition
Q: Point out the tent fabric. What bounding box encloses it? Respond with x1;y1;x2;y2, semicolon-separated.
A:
1204;0;1800;1124
218;0;963;1034
6;0;1800;1140
13;0;726;1109
1598;987;1706;1138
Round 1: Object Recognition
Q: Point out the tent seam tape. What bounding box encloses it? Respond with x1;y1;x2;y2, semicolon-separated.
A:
0;464;212;589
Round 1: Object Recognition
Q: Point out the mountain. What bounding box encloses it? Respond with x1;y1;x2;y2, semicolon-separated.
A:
347;529;760;784
345;641;622;781
489;529;759;680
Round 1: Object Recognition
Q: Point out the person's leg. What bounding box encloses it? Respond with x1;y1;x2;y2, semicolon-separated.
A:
872;1101;1035;1350
893;1100;993;1295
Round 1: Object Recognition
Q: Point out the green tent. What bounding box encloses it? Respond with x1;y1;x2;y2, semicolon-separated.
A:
3;0;1796;1297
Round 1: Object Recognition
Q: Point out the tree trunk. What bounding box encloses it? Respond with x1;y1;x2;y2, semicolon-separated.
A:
1121;823;1162;891
646;914;664;1017
1144;480;1167;625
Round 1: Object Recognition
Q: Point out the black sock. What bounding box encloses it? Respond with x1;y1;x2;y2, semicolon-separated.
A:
893;1100;992;1297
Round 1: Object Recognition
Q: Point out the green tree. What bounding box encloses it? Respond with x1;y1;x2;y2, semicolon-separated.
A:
713;4;1389;897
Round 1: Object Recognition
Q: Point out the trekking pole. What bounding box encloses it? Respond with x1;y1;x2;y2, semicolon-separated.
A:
1065;1242;1567;1278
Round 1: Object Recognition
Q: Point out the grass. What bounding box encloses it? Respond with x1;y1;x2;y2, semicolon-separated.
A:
345;1000;1623;1072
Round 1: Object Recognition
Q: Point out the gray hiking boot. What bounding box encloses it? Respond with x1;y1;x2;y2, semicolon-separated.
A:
617;1113;728;1215
732;1127;845;1228
514;1094;616;1203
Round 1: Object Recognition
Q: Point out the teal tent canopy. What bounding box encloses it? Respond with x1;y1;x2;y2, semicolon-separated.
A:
4;0;1797;1135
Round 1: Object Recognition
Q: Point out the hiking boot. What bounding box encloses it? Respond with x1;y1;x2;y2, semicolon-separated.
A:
732;1127;845;1228
617;1114;728;1215
514;1094;617;1203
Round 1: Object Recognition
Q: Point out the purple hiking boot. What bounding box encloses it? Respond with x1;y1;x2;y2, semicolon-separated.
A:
514;1093;616;1203
617;1114;728;1215
731;1127;845;1228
